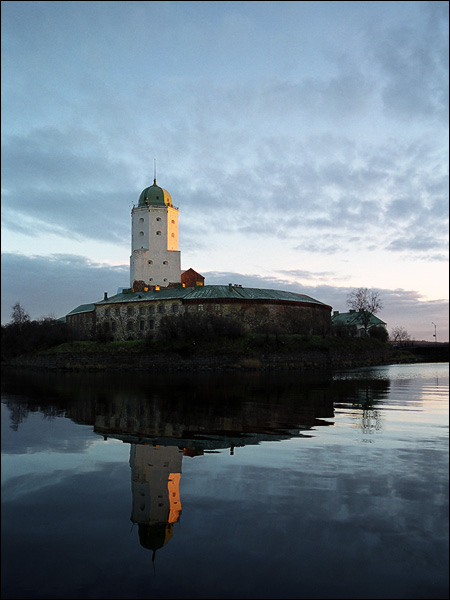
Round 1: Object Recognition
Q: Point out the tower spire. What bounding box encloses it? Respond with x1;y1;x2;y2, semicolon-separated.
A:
153;158;157;185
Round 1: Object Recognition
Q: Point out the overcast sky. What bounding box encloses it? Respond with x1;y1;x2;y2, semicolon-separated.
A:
1;1;448;341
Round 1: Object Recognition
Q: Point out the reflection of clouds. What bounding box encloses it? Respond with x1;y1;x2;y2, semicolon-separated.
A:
1;403;96;456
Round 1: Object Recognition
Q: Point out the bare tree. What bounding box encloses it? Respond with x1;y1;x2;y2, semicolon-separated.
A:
391;326;411;346
347;288;383;335
10;302;30;327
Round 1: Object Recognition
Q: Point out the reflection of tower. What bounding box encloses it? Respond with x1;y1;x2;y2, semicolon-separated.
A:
129;444;183;560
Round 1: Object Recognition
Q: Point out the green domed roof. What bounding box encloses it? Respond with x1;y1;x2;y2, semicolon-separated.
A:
138;180;172;207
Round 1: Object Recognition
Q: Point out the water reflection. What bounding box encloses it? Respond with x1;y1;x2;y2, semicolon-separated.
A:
3;368;340;561
1;367;396;561
1;365;448;599
2;368;338;445
130;443;183;562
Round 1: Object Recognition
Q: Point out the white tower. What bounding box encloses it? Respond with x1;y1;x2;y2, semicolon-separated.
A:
130;179;181;288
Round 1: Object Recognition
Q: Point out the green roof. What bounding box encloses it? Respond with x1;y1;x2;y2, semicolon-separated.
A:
138;180;172;207
95;285;330;307
331;311;386;327
66;303;96;316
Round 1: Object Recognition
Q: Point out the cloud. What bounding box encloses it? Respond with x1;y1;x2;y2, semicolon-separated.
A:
1;253;128;322
370;1;449;121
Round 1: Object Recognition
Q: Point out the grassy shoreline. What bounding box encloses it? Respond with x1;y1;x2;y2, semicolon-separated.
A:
2;334;421;372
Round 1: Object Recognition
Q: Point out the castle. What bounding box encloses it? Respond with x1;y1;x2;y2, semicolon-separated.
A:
66;179;332;339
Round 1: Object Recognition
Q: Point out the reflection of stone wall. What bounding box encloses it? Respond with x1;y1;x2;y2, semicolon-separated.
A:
92;378;335;444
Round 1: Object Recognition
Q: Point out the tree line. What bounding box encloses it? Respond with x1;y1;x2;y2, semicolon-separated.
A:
1;302;73;359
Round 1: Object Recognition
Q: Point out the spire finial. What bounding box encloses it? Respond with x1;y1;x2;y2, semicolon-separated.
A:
153;158;157;185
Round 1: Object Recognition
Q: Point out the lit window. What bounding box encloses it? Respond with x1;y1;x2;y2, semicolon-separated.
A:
198;304;204;311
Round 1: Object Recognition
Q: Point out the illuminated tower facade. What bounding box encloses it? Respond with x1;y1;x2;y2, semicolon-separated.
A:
130;179;181;287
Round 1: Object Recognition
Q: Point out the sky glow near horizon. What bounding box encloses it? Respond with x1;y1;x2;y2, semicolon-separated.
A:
1;1;449;341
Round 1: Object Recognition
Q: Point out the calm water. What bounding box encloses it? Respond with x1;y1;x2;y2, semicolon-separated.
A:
1;363;448;600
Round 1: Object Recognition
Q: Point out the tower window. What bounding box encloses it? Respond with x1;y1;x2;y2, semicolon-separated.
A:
156;231;161;235
139;231;144;236
139;218;144;223
148;260;153;264
156;217;161;222
163;261;168;265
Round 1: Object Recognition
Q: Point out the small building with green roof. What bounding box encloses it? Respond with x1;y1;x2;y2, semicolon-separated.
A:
331;309;387;337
